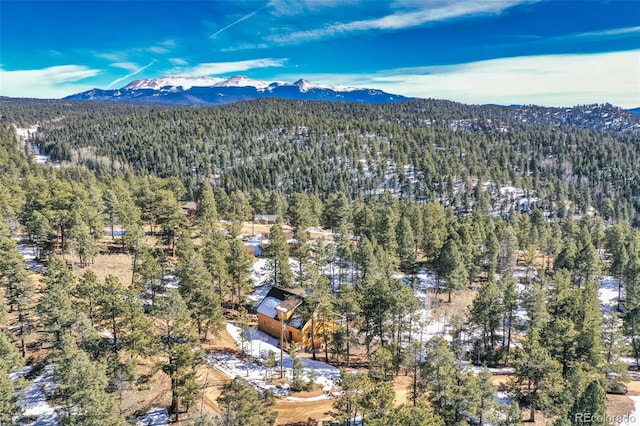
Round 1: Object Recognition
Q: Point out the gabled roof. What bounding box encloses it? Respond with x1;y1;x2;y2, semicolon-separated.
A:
255;286;307;322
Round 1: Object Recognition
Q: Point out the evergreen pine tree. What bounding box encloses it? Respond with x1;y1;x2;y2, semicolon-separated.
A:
264;223;293;287
568;380;607;426
53;337;127;426
217;377;277;426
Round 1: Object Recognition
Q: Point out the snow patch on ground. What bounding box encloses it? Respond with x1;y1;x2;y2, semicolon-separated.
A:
599;276;622;314
161;275;179;290
620;395;640;426
16;364;58;425
246;284;272;306
9;366;32;382
250;258;270;287
495;391;512;405
107;228;126;237
207;323;339;399
136;407;170;426
13;238;47;274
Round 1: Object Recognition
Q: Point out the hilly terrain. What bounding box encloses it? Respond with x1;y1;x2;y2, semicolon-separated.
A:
5;97;640;224
1;95;640;425
64;76;411;105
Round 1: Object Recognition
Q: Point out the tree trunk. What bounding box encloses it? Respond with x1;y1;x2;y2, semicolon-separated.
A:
112;315;119;354
618;275;623;312
311;312;317;360
346;316;350;367
323;329;329;363
171;377;179;421
131;249;138;287
412;363;417;406
20;327;27;358
18;309;27;358
530;391;536;422
507;316;512;353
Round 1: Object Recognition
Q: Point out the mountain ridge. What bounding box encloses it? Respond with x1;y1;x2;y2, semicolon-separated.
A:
65;75;410;105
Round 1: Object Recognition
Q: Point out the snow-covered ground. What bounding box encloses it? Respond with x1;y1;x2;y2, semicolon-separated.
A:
15;126;53;166
396;268;453;343
15;364;58;425
9;366;32;382
620;396;640;426
251;257;304;288
462;362;516;376
250;258;270;287
495;391;512;405
206;323;339;400
13;238;47;274
599;276;623;314
246;284;272;306
161;275;179;290
136;407;170;426
107;228;126;237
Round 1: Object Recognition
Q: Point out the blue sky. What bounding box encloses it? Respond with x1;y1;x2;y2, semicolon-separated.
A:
1;0;639;107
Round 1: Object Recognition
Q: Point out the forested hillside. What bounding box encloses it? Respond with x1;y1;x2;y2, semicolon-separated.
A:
4;98;640;225
1;98;640;425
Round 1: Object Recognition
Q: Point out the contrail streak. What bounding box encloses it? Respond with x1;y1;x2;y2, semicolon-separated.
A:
210;10;258;38
107;59;157;88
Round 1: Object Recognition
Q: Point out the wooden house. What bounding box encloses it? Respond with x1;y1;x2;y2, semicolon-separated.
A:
256;286;336;352
181;201;198;219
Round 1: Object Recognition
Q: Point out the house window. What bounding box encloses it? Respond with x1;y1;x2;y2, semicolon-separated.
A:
271;323;275;328
263;320;267;325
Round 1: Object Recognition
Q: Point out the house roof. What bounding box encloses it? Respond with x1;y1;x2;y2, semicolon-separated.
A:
255;286;307;323
256;296;282;318
254;214;278;222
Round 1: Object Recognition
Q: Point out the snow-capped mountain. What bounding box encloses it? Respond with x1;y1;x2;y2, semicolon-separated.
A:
215;75;272;90
64;75;411;105
124;76;226;91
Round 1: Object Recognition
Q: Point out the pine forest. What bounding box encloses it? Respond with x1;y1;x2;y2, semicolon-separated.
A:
1;97;640;425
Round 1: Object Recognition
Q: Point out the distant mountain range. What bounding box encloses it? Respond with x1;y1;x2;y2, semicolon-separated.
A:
64;75;411;105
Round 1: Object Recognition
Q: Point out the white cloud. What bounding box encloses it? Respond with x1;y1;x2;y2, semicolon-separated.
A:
149;46;169;54
220;43;270;53
149;39;177;54
0;65;100;98
275;50;640;108
169;58;188;66
96;40;176;62
96;52;128;62
268;0;525;43
267;0;349;16
493;25;640;51
106;60;157;88
110;62;141;72
171;58;286;77
565;25;640;41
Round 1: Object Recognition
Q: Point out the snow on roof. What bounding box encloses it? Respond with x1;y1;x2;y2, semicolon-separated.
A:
256;296;282;318
254;214;278;222
289;313;305;329
136;407;170;426
256;287;306;322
